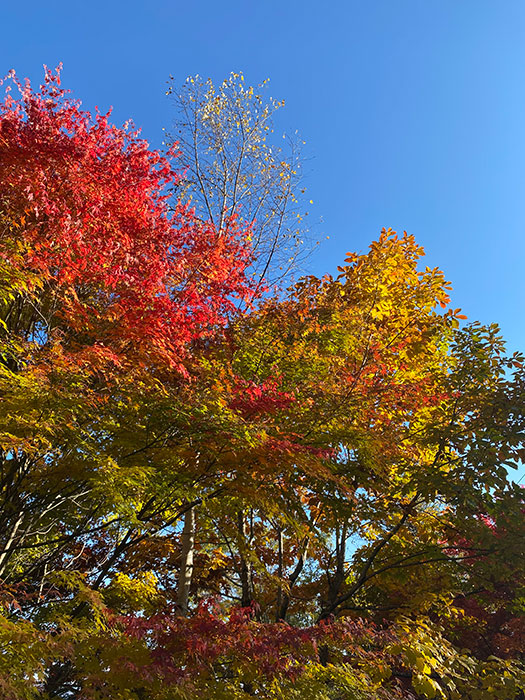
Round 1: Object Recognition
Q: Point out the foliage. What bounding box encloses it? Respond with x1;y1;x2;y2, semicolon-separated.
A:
167;71;312;289
0;68;524;699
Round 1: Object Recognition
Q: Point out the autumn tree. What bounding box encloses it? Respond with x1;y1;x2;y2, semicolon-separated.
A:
167;71;312;290
0;67;253;697
0;68;524;700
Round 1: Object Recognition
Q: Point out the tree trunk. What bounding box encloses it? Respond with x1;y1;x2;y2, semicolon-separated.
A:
319;522;347;620
275;524;284;621
237;510;254;608
276;535;309;622
177;506;195;616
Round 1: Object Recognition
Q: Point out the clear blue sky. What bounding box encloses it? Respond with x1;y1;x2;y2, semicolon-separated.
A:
2;1;524;352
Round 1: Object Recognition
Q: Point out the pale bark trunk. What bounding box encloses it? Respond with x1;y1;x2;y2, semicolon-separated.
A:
177;506;195;616
0;511;24;578
275;525;283;621
237;510;254;608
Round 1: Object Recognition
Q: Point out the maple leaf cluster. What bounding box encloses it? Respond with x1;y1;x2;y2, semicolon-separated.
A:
0;66;252;370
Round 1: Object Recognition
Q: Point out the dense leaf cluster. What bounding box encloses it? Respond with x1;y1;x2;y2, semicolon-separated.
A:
0;69;524;699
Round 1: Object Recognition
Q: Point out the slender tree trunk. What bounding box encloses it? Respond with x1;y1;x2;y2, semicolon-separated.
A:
320;522;347;621
177;506;195;616
0;510;24;578
277;539;309;622
237;510;254;608
275;524;284;621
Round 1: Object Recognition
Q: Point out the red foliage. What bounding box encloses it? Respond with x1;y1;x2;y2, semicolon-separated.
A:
453;589;525;660
230;376;295;416
0;67;253;369
103;606;401;689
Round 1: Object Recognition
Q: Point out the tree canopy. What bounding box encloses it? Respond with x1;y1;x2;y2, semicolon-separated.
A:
0;68;524;700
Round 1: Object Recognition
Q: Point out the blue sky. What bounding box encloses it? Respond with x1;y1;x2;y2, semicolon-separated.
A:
2;1;525;352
